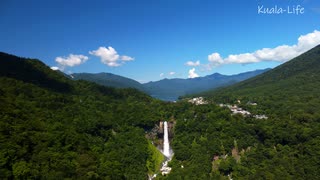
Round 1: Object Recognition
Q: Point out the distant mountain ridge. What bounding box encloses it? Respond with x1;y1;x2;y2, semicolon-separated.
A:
72;72;145;91
72;69;270;101
200;44;320;117
0;51;166;179
146;69;270;101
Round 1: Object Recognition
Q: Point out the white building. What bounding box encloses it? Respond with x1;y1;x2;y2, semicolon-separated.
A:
188;97;208;105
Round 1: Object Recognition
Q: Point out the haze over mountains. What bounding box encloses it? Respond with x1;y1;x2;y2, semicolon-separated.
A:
72;69;270;101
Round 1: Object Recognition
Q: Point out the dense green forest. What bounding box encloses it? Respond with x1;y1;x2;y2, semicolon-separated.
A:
0;52;171;179
165;103;320;179
72;72;146;92
171;45;320;179
198;45;320;119
1;47;320;179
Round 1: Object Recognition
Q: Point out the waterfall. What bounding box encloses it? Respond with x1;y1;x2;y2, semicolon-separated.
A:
149;121;173;179
159;121;172;176
163;121;170;157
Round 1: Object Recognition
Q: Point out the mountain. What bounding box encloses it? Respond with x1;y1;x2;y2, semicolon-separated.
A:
144;69;270;101
0;52;73;93
171;45;320;179
200;44;320;117
71;69;269;101
0;52;167;179
72;72;146;91
2;51;320;179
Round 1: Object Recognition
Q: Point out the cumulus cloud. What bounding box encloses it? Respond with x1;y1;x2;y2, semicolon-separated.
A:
55;54;88;68
169;72;176;75
50;66;59;71
89;46;134;67
208;53;223;65
160;73;164;77
188;68;199;78
207;30;320;68
185;60;200;66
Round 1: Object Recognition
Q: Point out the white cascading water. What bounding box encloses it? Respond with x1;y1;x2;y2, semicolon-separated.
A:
159;121;172;176
150;121;173;179
163;121;170;157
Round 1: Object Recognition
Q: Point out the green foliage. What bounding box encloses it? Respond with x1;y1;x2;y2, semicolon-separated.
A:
2;46;320;179
199;45;320;118
0;52;166;179
171;45;320;179
147;141;164;174
166;104;260;179
72;72;146;92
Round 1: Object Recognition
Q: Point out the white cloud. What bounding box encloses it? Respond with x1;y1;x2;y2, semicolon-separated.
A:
169;72;176;75
208;53;223;64
254;45;297;62
188;68;199;78
89;46;134;67
185;60;200;66
55;54;88;67
225;53;259;64
89;46;119;66
50;66;59;71
160;73;164;77
296;30;320;51
121;55;134;61
207;30;320;67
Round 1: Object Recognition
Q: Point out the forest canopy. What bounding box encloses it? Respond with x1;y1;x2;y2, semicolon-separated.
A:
1;50;320;179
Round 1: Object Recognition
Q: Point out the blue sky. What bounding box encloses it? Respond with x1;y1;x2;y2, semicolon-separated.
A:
1;0;320;82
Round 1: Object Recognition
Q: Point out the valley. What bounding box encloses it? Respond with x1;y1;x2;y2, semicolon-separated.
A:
1;44;320;179
2;0;320;179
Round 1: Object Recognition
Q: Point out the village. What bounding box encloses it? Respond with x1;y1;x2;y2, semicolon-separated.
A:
188;97;268;119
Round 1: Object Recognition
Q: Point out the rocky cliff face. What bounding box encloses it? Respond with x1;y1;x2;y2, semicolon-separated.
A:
145;121;175;148
158;121;175;138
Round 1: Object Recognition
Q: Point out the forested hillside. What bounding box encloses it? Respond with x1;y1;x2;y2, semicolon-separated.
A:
199;44;320;119
2;50;320;179
170;45;320;179
0;52;167;179
165;102;320;179
72;72;146;92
